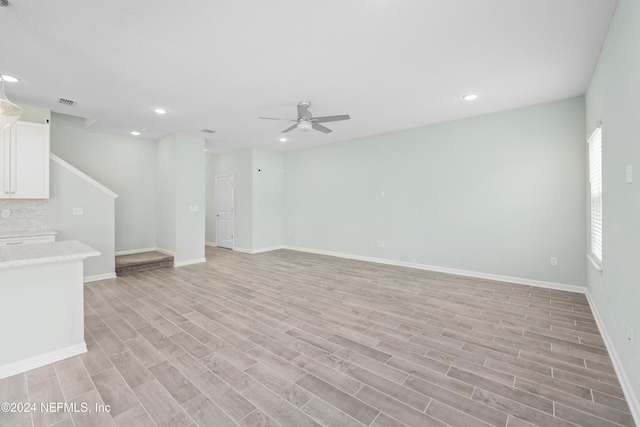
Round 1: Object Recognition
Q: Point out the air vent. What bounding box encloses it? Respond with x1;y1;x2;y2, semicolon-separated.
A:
201;129;216;134
58;98;76;106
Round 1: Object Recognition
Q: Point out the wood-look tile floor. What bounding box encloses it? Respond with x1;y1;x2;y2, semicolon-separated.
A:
0;247;636;427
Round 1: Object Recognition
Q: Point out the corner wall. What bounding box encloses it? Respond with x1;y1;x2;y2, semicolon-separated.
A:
205;148;253;250
283;97;586;287
157;134;206;265
585;0;640;419
47;157;116;279
50;113;157;253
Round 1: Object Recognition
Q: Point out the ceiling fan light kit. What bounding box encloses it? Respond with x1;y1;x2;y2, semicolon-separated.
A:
259;101;350;134
297;121;312;132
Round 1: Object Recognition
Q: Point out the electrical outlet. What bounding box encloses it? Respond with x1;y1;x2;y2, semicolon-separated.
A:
72;207;84;216
1;209;9;218
550;257;558;267
188;205;200;213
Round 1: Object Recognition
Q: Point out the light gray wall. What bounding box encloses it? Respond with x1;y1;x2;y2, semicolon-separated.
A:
50;113;157;253
174;134;205;263
156;134;177;254
252;148;284;250
585;0;640;414
47;159;116;278
206;148;253;250
283;97;586;286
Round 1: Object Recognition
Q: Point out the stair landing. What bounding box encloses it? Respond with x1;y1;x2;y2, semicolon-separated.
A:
115;251;174;276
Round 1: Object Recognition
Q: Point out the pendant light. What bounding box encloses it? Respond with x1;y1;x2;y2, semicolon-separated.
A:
0;75;22;130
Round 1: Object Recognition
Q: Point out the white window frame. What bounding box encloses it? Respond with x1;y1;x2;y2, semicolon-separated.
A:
588;124;602;270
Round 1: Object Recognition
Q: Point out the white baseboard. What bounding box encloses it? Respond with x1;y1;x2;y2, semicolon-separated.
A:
174;258;207;267
233;246;284;255
0;342;87;380
155;248;176;256
586;291;640;425
84;272;116;283
252;245;285;254
115;247;176;257
115;247;158;256
283;245;586;294
205;241;217;247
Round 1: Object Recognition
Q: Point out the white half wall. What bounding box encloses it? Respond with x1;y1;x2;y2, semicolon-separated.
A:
48;155;117;278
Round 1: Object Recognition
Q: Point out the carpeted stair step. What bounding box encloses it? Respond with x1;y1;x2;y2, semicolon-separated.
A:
115;251;174;276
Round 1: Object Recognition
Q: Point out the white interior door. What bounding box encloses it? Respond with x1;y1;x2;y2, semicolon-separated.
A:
216;175;234;249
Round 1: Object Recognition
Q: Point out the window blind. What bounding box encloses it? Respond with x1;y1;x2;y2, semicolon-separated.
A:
588;126;602;262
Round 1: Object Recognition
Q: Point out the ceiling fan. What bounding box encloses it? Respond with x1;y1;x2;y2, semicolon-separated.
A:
259;102;350;133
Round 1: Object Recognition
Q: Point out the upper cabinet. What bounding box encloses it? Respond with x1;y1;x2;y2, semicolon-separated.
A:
0;121;50;199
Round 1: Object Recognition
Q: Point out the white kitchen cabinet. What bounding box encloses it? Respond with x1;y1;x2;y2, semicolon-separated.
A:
0;121;50;199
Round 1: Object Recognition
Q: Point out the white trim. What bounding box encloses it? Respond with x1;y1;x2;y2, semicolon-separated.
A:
50;153;119;199
115;247;159;256
283;246;586;294
232;245;284;255
233;247;252;254
205;241;217;247
84;272;116;283
587;253;603;272
0;342;87;380
155;247;175;257
586;291;640;425
174;258;206;267
115;247;175;257
251;245;285;254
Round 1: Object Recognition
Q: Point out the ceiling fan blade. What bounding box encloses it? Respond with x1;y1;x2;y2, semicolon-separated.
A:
312;123;332;133
313;114;350;123
297;103;312;120
281;124;298;133
259;116;296;122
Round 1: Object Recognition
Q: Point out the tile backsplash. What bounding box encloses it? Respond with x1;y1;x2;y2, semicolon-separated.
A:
0;200;48;233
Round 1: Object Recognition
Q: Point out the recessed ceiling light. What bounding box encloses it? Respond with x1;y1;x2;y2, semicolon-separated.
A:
154;108;168;115
130;131;141;136
279;137;287;142
0;74;20;83
462;94;479;101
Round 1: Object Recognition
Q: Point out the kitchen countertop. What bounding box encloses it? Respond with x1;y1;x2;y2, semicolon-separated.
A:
0;240;99;269
0;230;58;239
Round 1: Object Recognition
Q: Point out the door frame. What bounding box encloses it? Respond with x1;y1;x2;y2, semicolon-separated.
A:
215;174;234;249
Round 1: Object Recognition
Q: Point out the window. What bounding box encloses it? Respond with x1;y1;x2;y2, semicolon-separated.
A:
588;125;602;265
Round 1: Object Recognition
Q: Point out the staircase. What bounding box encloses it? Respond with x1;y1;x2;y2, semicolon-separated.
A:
115;251;174;276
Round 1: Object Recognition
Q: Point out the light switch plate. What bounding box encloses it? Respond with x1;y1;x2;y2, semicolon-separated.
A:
72;207;84;216
1;209;10;218
188;205;200;213
626;164;633;184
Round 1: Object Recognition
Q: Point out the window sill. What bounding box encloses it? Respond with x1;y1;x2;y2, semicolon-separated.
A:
587;254;602;272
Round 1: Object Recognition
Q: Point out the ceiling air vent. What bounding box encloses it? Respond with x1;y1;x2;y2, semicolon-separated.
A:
201;129;216;134
58;98;76;106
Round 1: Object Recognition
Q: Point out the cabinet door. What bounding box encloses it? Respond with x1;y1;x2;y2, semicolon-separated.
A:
0;128;10;199
11;122;50;199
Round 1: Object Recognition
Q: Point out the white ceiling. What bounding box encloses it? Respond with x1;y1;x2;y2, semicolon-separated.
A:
1;0;618;153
